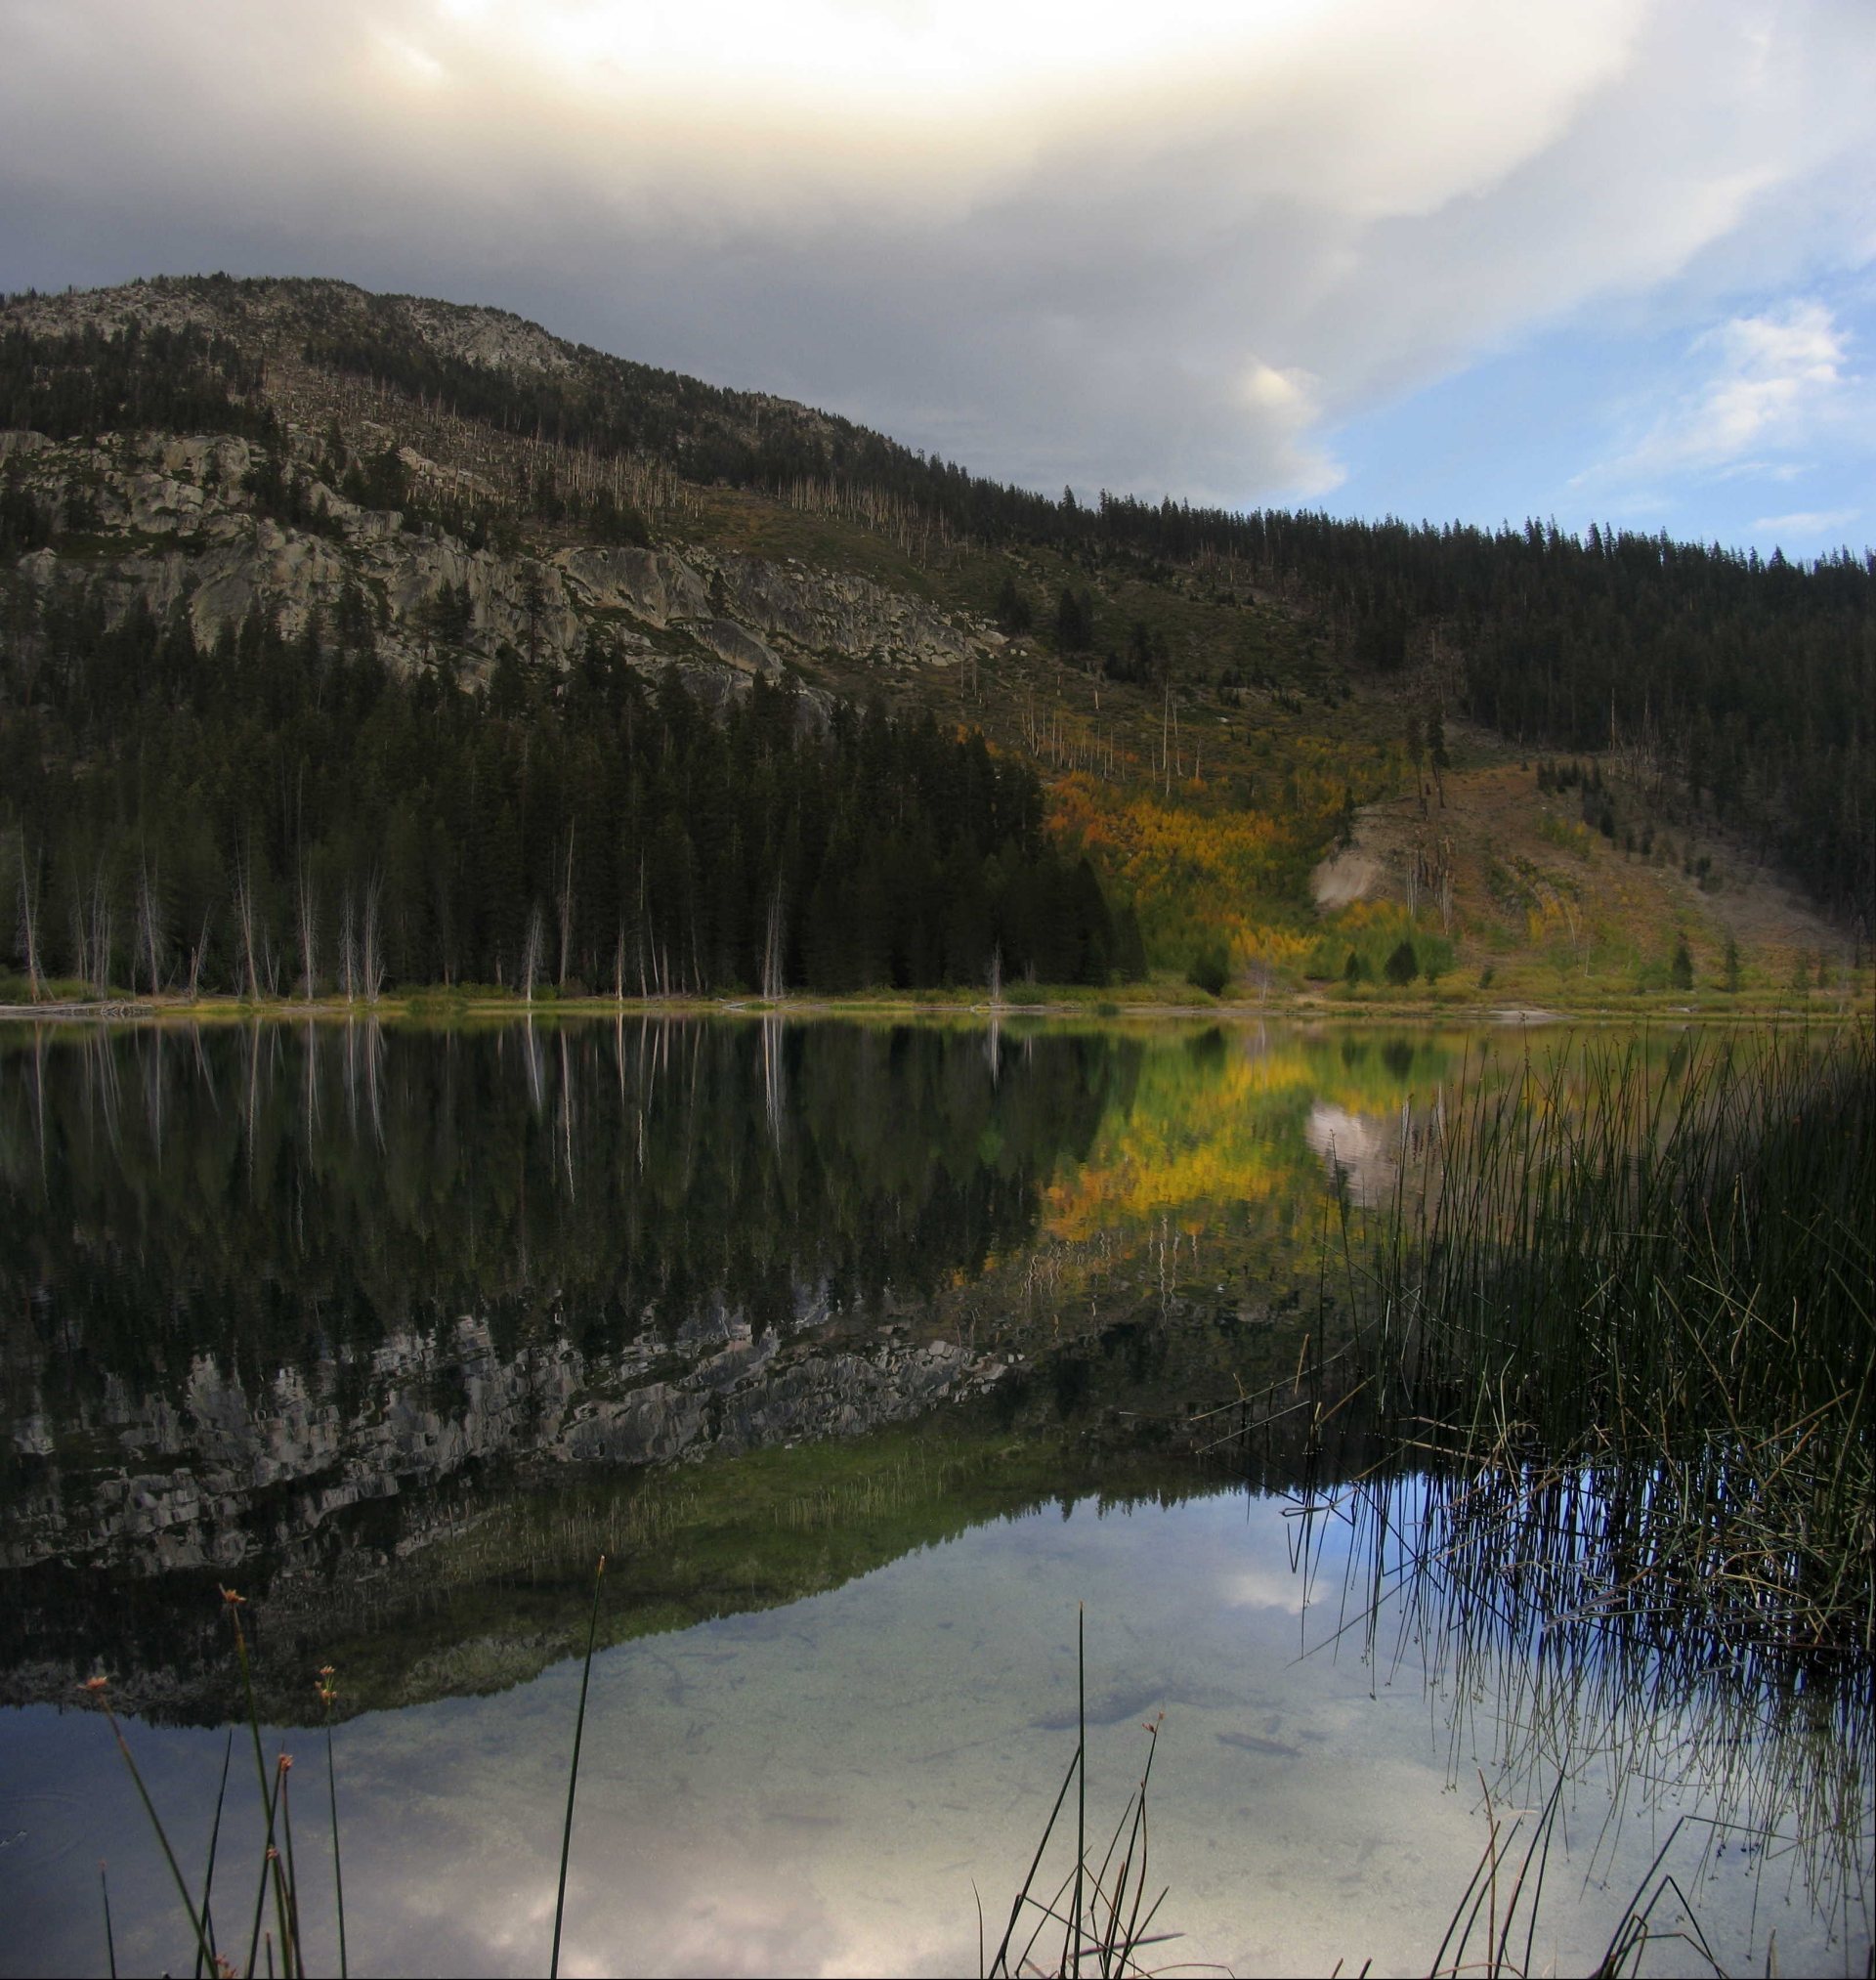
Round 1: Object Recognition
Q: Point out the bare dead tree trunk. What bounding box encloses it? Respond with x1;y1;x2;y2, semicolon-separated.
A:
17;846;44;1002
91;879;113;1006
70;899;96;998
761;876;786;1002
522;903;544;1005
188;912;211;1001
296;862;319;1002
233;862;262;1003
556;826;576;987
362;876;384;1004
339;887;359;1004
137;859;164;997
637;855;649;999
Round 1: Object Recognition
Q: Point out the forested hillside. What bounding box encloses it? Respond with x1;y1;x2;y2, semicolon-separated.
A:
0;594;1129;998
1;274;1869;1003
245;281;1872;925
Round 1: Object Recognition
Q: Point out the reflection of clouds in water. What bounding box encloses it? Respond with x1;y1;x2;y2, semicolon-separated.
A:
13;1491;1847;1978
1304;1100;1397;1206
1219;1565;1307;1614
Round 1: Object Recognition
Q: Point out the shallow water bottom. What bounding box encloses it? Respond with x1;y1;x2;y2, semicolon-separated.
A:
3;1488;1866;1977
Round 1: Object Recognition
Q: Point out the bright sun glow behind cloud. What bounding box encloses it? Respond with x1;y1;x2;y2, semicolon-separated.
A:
440;0;1345;104
366;0;1641;227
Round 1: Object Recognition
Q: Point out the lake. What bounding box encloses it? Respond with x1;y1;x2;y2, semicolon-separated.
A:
1;1015;1868;1975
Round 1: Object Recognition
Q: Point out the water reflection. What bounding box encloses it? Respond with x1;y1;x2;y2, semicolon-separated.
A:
4;1490;1865;1979
1;1014;1869;1972
0;1017;1481;1713
2;1019;1136;1578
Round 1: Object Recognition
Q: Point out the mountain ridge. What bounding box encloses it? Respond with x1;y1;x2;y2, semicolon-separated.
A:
1;273;1869;1002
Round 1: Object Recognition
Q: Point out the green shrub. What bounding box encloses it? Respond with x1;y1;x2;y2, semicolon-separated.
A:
1186;941;1230;998
1384;938;1419;986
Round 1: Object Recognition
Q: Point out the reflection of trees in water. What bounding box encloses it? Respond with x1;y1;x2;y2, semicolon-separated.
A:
0;1019;1133;1406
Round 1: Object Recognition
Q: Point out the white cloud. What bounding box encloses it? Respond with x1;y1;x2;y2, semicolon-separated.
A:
1595;300;1852;485
1219;1566;1307;1614
1238;361;1345;496
1749;506;1861;537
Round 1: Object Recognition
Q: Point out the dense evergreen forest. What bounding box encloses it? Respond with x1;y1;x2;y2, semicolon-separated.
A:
3;280;1872;932
0;592;1135;997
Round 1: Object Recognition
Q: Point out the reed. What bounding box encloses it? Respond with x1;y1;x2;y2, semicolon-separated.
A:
1365;1027;1874;1682
319;1667;347;1980
85;1676;217;1975
551;1552;607;1980
1292;1023;1876;1955
192;1728;234;1980
88;1546;628;1979
988;1609;1173;1980
99;1860;116;1980
87;1591;338;1978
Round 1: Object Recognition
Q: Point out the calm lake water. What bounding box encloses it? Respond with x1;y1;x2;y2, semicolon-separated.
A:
1;1016;1868;1975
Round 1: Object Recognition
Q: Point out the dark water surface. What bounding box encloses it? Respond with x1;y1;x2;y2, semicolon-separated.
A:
0;1016;1868;1974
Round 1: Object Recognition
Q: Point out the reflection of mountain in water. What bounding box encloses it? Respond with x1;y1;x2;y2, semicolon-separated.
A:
0;1016;1496;1722
6;1310;999;1575
1;1019;1130;1583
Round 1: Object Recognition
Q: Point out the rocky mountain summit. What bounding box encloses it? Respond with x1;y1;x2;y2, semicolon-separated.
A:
2;275;998;700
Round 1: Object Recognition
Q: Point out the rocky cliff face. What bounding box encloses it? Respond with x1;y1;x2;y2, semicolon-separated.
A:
4;425;991;695
3;275;998;698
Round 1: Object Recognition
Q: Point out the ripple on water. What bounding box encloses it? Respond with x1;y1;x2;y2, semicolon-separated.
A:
0;1787;91;1873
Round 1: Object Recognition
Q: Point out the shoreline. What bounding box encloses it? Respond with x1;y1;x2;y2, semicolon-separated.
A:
1;987;1868;1027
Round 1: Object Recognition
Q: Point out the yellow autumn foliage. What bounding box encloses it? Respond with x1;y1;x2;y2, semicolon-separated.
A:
1046;774;1323;961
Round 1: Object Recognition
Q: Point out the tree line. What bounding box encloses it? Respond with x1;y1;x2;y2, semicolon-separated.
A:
0;592;1140;999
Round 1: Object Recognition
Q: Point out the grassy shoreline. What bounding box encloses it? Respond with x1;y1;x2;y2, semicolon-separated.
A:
1;972;1869;1028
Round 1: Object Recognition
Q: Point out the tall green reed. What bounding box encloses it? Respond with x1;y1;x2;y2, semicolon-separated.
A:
90;1589;339;1979
551;1552;606;1980
987;1608;1171;1980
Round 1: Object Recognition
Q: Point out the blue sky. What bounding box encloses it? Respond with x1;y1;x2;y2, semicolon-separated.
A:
2;0;1872;561
1325;273;1876;558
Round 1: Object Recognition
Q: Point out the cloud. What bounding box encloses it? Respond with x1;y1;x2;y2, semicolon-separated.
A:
1219;1566;1307;1614
1238;361;1345;496
2;0;1874;513
1749;506;1861;538
1586;300;1853;489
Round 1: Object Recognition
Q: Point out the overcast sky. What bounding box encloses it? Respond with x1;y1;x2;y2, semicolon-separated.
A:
3;0;1872;557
